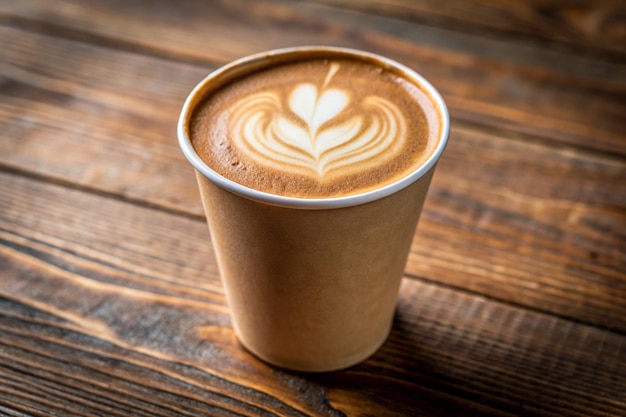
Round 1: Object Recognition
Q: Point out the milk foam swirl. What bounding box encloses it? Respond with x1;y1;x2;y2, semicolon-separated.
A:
228;63;407;178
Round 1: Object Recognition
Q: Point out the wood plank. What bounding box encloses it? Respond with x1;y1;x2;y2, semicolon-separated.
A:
408;124;626;331
0;25;204;214
1;1;625;155
312;0;626;58
1;173;624;416
1;25;624;330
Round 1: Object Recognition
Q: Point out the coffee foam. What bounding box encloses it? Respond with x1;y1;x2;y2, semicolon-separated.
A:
191;57;440;198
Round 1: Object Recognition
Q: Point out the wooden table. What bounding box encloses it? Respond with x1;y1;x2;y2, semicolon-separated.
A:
1;1;625;416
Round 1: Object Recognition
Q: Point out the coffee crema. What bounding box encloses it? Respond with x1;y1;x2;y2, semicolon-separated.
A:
190;57;441;198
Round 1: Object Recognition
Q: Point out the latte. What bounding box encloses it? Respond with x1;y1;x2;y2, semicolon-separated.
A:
190;56;441;198
178;47;449;371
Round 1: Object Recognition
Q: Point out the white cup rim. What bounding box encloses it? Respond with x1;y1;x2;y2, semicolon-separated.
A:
177;46;450;209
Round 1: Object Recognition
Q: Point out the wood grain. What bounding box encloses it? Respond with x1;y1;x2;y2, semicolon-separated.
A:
1;1;625;155
1;1;625;416
0;25;203;213
1;172;625;416
314;0;626;58
1;24;624;331
409;125;626;331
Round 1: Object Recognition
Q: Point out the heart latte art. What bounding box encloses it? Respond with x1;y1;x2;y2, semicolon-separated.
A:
229;63;406;177
191;57;439;198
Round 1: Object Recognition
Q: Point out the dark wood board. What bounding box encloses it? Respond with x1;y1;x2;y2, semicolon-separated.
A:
1;1;625;415
1;24;624;331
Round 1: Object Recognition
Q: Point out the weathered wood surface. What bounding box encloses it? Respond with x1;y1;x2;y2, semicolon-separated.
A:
1;0;625;155
1;173;625;416
1;0;625;416
1;23;624;332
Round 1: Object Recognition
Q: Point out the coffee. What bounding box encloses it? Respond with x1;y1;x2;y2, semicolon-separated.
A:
178;47;449;372
190;56;441;198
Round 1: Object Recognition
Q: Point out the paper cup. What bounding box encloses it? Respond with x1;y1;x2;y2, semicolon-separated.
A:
178;46;449;372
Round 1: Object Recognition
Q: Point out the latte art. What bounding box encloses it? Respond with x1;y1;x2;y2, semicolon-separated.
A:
191;56;440;198
229;63;406;177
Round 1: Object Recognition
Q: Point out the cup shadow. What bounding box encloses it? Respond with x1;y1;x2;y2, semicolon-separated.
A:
284;309;507;417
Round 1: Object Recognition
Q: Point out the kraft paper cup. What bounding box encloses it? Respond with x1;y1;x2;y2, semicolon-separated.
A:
178;46;449;372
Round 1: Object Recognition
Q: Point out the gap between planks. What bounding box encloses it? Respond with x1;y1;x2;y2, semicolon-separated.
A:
402;270;626;339
0;162;205;222
310;0;626;62
0;13;224;69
